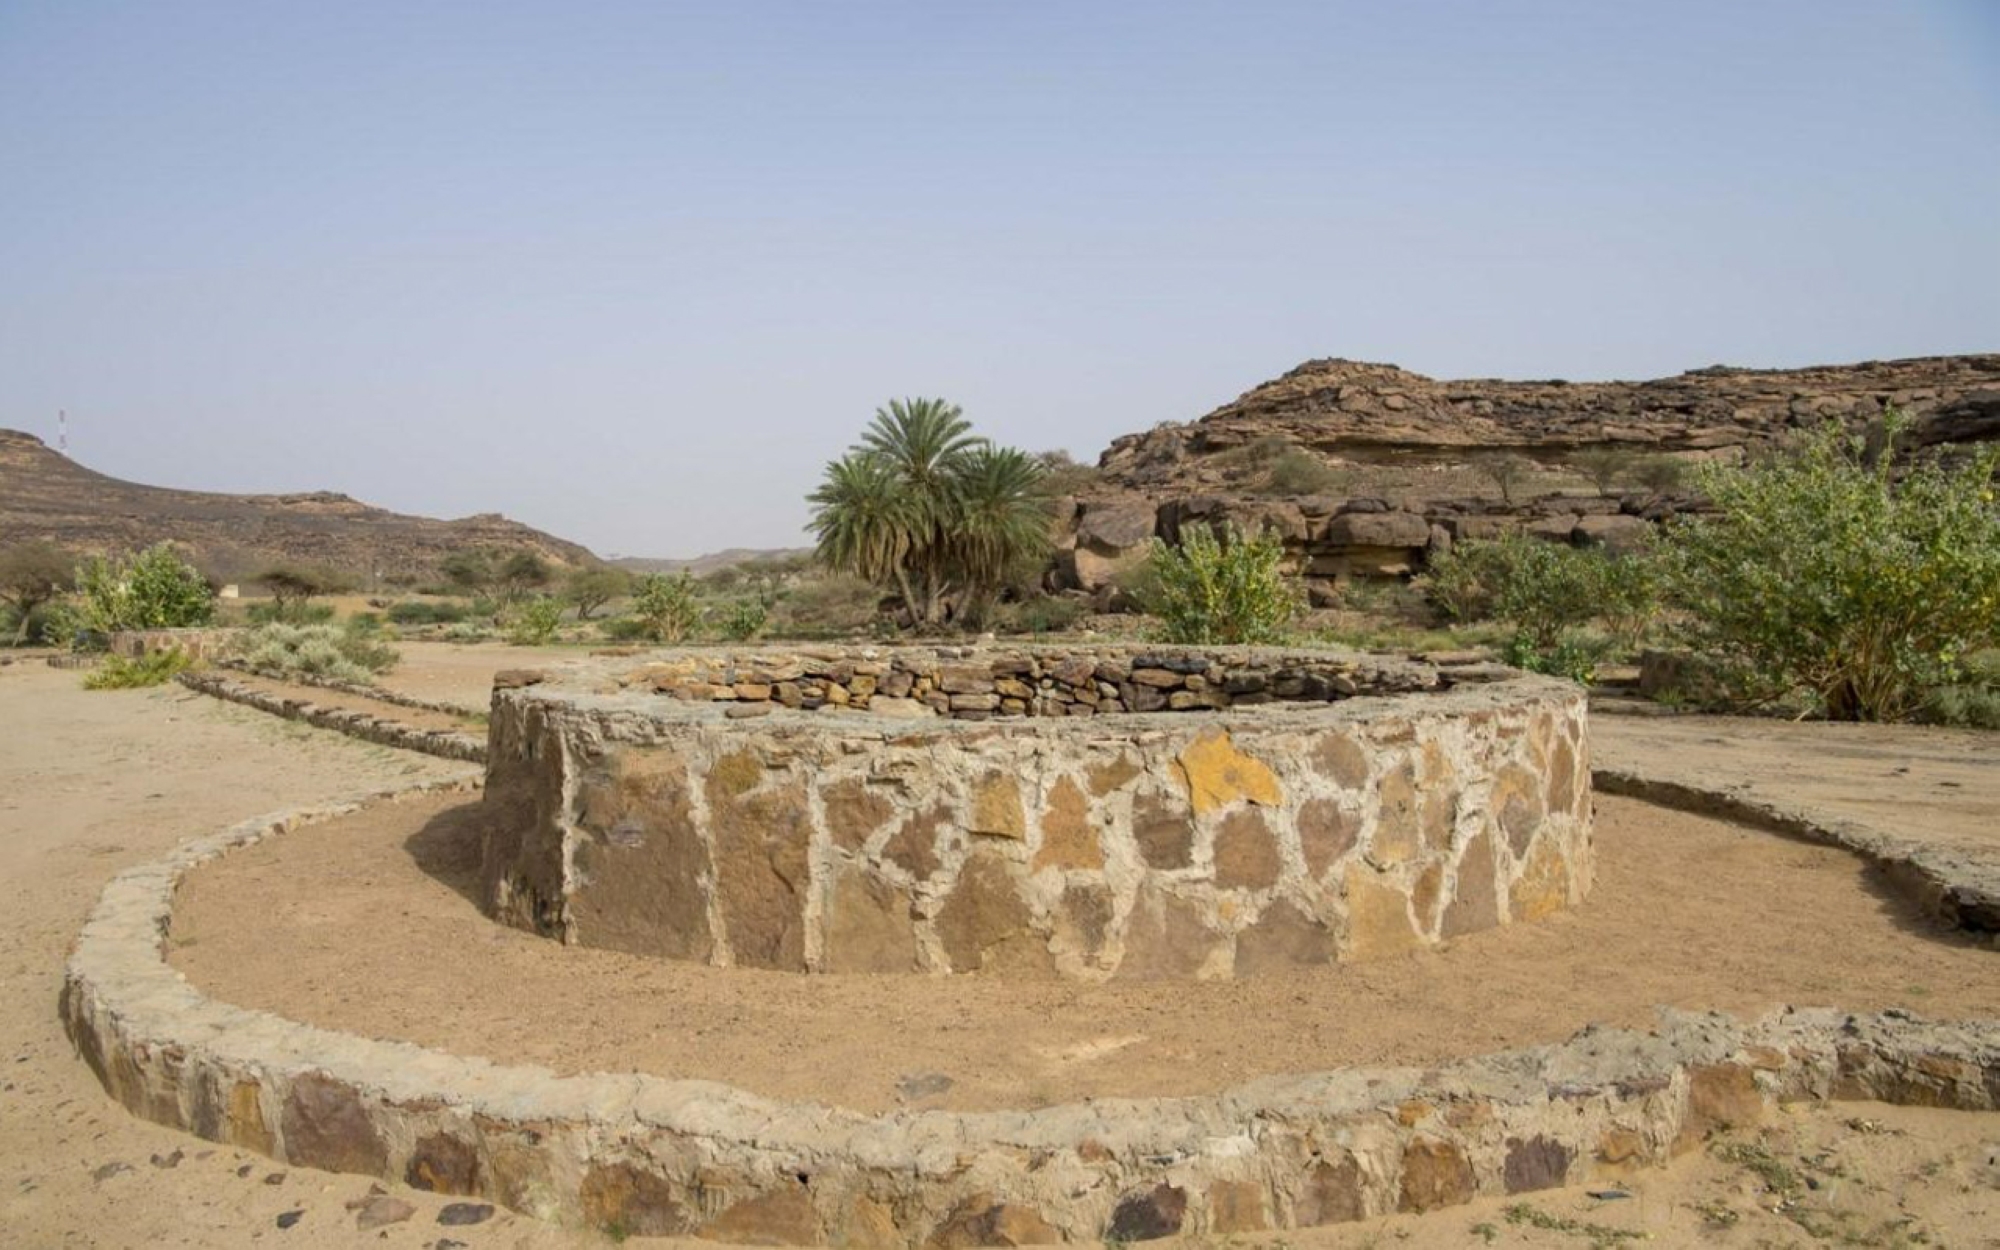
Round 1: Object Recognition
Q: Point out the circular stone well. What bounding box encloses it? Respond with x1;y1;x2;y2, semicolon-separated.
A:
478;646;1591;979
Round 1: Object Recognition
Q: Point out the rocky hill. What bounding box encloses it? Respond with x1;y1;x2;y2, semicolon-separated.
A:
0;429;599;585
1057;354;2000;598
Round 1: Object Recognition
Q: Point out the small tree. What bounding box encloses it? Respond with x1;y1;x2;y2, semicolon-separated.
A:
1144;524;1303;645
254;565;352;619
74;544;215;634
0;541;74;643
563;567;629;620
1662;414;2000;720
1631;455;1688;497
632;572;701;643
1571;447;1635;497
1475;454;1534;505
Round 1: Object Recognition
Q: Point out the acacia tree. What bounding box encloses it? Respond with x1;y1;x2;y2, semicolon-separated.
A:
807;398;1050;628
254;565;352;617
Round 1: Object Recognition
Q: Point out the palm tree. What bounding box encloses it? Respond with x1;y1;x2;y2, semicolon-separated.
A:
807;398;1055;630
858;399;981;623
808;452;915;608
949;445;1050;624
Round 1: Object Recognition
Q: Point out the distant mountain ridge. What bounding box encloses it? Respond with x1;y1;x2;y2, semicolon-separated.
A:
607;548;812;577
0;428;599;584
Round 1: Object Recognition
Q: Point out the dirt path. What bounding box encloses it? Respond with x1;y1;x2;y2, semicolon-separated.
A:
371;641;580;710
5;656;1997;1246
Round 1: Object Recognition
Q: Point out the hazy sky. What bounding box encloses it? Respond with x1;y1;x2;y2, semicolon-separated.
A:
3;2;1996;556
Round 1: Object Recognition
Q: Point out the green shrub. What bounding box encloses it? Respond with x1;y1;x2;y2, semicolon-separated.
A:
632;572;702;643
1420;533;1661;675
597;616;652;643
1143;524;1303;645
1660;415;2000;721
83;647;193;690
233;622;399;684
75;543;215;634
505;595;566;646
716;598;769;642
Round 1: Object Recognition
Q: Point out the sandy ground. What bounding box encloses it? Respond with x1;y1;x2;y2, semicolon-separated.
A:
172;791;2000;1114
4;654;1997;1246
370;641;581;711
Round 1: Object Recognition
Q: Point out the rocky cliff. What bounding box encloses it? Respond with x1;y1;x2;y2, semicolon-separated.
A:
0;429;599;584
1057;354;2000;596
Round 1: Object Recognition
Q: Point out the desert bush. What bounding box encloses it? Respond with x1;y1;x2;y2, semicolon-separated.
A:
992;593;1089;636
83;646;194;690
1659;415;2000;721
1214;435;1292;472
74;543;215;634
386;599;471;626
235;621;399;684
1631;454;1688;496
505;595;567;645
1144;524;1303;645
632;572;702;643
0;541;75;643
1258;450;1346;497
1034;449;1103;496
246;599;336;626
771;572;883;638
1473;454;1534;504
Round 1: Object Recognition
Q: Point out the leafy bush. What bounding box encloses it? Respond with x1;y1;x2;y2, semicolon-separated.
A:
1144;524;1303;645
1420;533;1661;675
771;572;883;638
505;595;567;645
83;647;193;690
75;544;215;634
1660;415;2000;721
0;541;75;643
234;622;399;684
632;572;702;643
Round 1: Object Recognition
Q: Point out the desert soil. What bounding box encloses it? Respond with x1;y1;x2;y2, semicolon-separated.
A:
3;652;1996;1247
216;669;483;735
172;790;2000;1114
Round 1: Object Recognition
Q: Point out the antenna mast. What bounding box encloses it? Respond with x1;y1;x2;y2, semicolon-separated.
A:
58;410;68;454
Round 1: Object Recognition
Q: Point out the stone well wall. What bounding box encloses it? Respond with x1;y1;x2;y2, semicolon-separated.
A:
479;647;1592;979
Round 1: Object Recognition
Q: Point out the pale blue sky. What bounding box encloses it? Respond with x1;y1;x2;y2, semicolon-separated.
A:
3;2;1996;555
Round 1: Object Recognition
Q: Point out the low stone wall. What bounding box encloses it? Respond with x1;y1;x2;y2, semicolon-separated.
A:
178;670;486;763
108;626;237;661
216;659;482;719
589;643;1450;719
59;780;2000;1244
480;647;1591;979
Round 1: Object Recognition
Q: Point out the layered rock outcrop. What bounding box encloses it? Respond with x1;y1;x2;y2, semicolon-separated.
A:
1053;354;2000;590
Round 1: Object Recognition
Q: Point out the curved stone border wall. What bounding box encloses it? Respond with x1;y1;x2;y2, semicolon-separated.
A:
483;662;1591;979
216;660;484;720
1595;769;2000;938
61;778;2000;1244
177;670;486;763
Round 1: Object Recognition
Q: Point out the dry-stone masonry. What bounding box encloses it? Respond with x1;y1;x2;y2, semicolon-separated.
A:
478;645;1592;978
